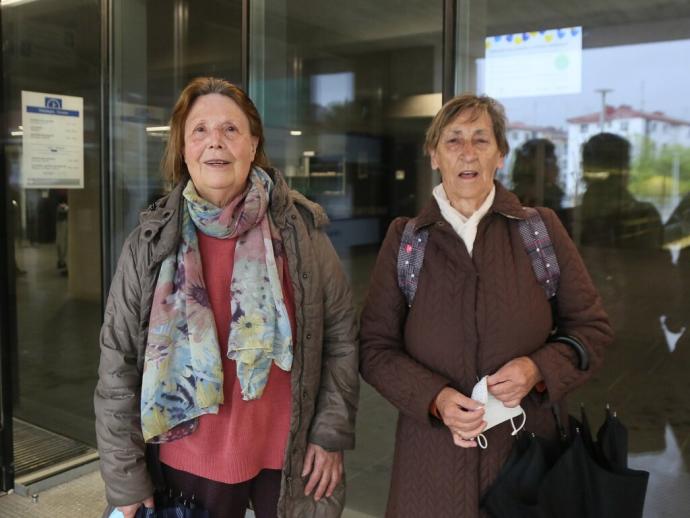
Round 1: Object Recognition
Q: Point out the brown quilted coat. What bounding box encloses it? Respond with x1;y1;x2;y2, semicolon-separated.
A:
359;183;613;518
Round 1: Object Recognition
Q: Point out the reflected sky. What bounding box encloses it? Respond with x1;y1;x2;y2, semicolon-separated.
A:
478;39;690;125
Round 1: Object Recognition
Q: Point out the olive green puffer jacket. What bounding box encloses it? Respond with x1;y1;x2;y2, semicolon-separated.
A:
95;169;359;517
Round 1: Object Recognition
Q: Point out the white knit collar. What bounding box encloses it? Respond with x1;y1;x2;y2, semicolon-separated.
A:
432;184;496;256
433;184;496;226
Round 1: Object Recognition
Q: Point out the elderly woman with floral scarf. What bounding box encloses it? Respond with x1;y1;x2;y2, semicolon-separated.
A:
95;77;359;518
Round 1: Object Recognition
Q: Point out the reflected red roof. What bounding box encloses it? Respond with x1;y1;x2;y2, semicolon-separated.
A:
567;105;690;126
508;121;566;136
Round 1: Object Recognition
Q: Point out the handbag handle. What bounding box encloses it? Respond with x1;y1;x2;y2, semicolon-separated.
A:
547;296;589;372
550;334;589;371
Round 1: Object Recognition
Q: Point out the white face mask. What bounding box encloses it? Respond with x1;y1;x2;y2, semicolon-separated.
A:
471;375;526;449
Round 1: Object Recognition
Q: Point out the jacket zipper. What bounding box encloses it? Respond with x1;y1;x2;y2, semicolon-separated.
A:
286;215;307;501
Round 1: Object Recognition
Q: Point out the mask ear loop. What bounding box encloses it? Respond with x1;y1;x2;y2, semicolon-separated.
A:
477;408;526;449
510;408;527;436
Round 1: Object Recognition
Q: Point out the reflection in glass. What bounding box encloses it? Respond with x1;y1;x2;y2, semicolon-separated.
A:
250;1;442;515
2;0;102;447
511;137;572;234
110;0;243;266
472;3;690;514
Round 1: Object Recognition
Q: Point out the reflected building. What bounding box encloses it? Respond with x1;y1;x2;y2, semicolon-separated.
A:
567;105;690;214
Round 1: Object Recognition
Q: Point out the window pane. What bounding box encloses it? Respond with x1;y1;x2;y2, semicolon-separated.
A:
109;0;243;268
465;2;690;514
2;0;101;448
250;1;443;515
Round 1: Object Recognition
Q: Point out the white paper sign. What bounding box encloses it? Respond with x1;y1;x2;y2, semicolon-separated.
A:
484;27;582;99
21;91;84;189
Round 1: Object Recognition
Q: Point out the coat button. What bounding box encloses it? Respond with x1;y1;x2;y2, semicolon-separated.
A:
302;272;309;279
291;214;297;220
306;333;312;339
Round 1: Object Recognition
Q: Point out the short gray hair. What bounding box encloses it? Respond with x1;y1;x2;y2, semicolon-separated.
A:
425;93;509;156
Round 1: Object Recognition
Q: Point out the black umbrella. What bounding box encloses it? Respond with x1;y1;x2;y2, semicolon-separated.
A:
597;407;630;470
134;445;210;518
134;491;210;518
481;433;550;518
482;406;649;518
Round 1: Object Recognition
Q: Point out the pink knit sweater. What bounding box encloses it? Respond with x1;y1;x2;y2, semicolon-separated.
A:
159;231;294;484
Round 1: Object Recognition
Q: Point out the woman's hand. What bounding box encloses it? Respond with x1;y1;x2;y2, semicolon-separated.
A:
117;496;154;518
487;356;543;407
434;387;486;448
302;443;343;501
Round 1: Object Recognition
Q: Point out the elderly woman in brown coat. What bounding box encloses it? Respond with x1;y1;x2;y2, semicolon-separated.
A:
359;94;613;517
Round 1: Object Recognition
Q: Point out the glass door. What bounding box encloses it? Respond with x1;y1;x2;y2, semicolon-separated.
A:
1;0;102;481
0;3;14;490
108;0;243;263
460;1;690;515
249;1;444;515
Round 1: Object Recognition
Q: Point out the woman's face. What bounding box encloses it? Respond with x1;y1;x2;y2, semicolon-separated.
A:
183;93;258;207
430;109;504;216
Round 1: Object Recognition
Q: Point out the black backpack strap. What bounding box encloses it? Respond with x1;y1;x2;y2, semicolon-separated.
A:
517;207;560;299
397;218;429;307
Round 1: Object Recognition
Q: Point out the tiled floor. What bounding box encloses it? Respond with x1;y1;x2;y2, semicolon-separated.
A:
0;402;687;517
0;470;377;518
0;470;107;518
3;240;690;517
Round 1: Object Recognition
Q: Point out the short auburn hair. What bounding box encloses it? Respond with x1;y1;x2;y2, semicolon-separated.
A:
424;93;509;157
161;77;270;184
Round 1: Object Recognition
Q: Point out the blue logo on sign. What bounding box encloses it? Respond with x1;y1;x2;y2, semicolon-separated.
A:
45;97;62;109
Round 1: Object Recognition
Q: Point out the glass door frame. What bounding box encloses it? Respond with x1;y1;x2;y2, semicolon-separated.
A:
0;4;17;493
443;0;457;102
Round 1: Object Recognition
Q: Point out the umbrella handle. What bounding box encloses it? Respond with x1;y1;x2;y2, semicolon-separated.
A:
551;405;568;441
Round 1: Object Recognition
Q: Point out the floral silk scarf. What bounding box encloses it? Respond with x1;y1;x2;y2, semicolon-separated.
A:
141;167;293;443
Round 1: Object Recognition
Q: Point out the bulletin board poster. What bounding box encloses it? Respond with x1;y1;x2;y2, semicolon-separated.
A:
21;90;84;189
484;27;583;99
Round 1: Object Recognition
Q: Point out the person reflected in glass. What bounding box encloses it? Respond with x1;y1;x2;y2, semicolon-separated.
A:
662;155;690;450
665;185;690;332
511;138;572;234
359;94;613;517
579;132;663;249
578;132;676;453
577;132;669;339
95;77;359;518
